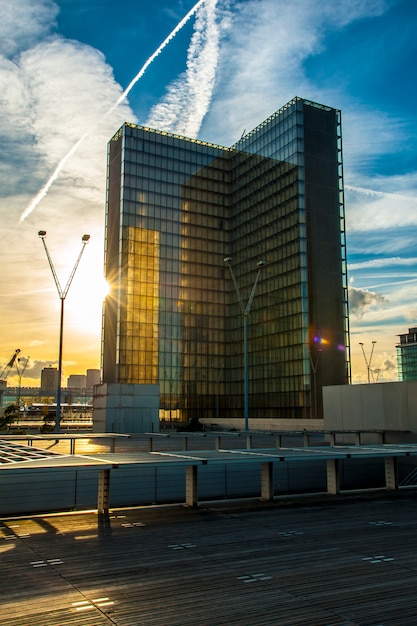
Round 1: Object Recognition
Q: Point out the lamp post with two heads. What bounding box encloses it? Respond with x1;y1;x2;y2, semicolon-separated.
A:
224;257;265;432
38;231;90;433
16;355;30;421
359;340;377;384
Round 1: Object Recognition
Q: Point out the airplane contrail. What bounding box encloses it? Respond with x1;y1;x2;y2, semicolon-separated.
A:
20;0;207;223
146;0;220;137
345;184;417;202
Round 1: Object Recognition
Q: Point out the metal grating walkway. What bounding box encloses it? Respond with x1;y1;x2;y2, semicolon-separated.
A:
0;441;60;464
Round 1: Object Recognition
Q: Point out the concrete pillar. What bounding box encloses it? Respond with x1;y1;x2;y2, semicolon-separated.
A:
354;432;361;445
326;459;340;495
329;432;336;446
97;469;111;513
303;432;310;447
260;462;274;501
185;465;198;507
246;435;252;450
384;456;398;491
215;436;221;450
276;435;282;448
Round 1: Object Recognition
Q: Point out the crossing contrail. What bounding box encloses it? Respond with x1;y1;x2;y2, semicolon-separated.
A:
20;0;207;222
146;0;220;137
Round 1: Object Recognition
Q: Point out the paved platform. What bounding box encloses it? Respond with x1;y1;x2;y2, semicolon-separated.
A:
2;493;417;625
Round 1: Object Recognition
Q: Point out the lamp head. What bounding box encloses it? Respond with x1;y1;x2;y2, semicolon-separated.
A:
257;260;266;268
82;234;90;243
224;257;232;264
38;230;46;238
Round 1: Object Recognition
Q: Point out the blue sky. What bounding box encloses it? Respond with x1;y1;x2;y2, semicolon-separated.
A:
1;0;416;386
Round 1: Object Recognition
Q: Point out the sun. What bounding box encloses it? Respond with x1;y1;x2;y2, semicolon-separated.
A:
66;271;110;336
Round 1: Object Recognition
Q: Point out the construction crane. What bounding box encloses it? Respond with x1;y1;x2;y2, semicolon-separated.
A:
0;349;21;383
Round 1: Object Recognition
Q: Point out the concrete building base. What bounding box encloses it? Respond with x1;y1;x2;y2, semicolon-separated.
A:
93;383;160;433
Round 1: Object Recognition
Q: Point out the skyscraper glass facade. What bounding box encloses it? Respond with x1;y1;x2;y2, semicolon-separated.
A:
397;327;417;381
102;97;350;422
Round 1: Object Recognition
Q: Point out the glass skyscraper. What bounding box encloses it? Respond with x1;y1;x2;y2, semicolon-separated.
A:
397;328;417;381
102;97;350;422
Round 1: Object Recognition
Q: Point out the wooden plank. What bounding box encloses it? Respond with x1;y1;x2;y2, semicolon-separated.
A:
2;495;417;625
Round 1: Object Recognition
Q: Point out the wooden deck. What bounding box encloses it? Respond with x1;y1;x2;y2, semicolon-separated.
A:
2;493;417;625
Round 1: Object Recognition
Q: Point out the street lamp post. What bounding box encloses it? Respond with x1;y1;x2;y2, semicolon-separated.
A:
359;341;377;384
309;348;322;419
38;231;90;433
16;356;29;422
224;258;265;432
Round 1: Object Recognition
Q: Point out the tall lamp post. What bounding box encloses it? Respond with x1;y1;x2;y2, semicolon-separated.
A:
224;257;265;432
38;231;90;433
359;341;377;384
16;356;30;422
309;348;322;419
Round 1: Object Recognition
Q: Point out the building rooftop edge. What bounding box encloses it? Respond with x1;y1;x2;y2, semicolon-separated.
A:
111;123;229;151
110;96;340;149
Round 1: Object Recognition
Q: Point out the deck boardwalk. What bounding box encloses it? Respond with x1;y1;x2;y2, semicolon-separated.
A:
2;494;417;625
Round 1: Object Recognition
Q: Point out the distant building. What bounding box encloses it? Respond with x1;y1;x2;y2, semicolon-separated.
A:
101;97;350;424
86;369;101;388
67;374;87;389
396;327;417;381
41;367;58;392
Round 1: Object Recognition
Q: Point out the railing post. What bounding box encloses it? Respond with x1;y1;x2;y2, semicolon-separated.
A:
97;469;111;513
185;465;198;507
260;462;274;501
326;459;340;495
385;456;398;491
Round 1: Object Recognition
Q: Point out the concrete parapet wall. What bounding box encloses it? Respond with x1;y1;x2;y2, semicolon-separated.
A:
200;418;324;431
323;381;417;432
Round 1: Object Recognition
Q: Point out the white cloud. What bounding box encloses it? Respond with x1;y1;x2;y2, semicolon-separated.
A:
0;0;137;377
346;191;417;233
0;0;58;58
342;107;410;172
349;286;388;318
17;36;134;221
201;0;389;145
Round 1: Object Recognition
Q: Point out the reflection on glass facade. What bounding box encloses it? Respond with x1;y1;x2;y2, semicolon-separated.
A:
102;97;350;421
397;328;417;381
